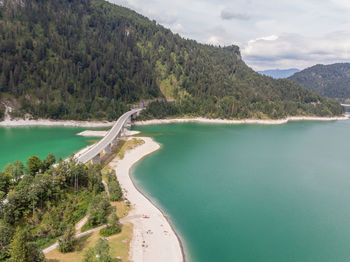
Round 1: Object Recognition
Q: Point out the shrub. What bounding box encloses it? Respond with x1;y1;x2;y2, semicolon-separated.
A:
58;225;75;253
99;213;121;237
99;225;121;237
108;181;122;201
95;238;112;262
105;170;123;201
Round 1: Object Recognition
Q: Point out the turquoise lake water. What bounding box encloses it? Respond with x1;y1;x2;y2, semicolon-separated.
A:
2;120;350;261
0;126;96;169
132;119;350;262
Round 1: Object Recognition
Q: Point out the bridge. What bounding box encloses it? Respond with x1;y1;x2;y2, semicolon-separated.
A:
76;108;142;164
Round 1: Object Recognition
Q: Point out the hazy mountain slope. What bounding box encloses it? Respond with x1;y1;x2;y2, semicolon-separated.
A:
289;63;350;102
0;0;344;120
258;69;300;79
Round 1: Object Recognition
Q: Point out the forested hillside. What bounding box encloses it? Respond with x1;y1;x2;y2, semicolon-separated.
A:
289;63;350;103
0;0;344;120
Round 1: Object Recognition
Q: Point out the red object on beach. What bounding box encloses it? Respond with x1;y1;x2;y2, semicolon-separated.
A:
143;216;150;219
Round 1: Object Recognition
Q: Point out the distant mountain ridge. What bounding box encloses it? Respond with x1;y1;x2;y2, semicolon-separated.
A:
258;68;300;79
289;63;350;102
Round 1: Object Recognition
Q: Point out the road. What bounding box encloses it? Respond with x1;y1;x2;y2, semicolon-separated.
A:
77;109;141;163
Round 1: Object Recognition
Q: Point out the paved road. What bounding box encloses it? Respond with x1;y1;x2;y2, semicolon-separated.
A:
77;109;141;163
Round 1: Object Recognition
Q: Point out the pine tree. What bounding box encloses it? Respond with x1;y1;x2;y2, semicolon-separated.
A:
26;156;43;176
108;213;119;229
7;229;28;261
8;228;44;262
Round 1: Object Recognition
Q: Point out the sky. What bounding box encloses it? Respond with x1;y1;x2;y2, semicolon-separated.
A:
108;0;350;71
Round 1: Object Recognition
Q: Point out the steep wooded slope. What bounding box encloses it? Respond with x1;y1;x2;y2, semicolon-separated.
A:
0;0;344;120
289;63;350;103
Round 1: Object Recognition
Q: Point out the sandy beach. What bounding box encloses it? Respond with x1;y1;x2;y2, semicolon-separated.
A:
77;130;108;137
1;115;347;127
109;137;184;262
134;115;349;126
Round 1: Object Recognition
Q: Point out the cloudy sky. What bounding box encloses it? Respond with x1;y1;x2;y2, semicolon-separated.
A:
108;0;350;71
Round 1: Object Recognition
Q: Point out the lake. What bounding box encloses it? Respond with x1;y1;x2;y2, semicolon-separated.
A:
132;119;350;262
0;126;95;169
2;120;350;261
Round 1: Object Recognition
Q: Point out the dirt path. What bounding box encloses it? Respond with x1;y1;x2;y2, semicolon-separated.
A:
42;225;107;254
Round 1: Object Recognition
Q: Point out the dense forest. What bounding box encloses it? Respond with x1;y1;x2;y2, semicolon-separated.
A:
0;0;344;120
0;155;117;261
289;63;350;103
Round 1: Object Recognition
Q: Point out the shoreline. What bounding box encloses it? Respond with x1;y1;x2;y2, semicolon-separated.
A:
110;137;184;262
0;114;348;127
128;166;187;262
0;119;114;127
134;115;349;126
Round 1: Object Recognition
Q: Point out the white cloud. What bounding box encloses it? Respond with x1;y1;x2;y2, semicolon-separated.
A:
331;0;350;9
242;32;350;70
171;23;186;35
156;12;178;25
108;0;178;25
221;9;250;20
204;26;235;46
206;36;219;45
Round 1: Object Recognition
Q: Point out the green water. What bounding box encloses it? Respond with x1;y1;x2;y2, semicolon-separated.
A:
0;126;96;169
132;119;350;262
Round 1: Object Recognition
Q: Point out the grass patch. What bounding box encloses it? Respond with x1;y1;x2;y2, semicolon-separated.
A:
117;139;145;160
36;236;60;250
109;223;133;262
45;232;94;262
45;224;133;262
111;201;131;219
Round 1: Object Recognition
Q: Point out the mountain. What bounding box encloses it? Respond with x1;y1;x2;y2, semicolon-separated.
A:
0;0;344;121
289;63;350;103
258;69;300;79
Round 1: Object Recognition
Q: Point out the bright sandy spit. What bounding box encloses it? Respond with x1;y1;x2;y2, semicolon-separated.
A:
110;136;184;262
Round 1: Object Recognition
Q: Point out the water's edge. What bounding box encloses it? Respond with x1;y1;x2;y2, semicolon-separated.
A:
128;140;187;262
